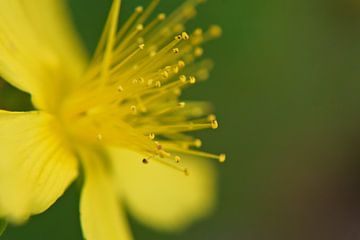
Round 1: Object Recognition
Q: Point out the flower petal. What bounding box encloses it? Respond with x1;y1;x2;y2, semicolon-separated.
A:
109;148;217;232
80;149;133;240
0;110;78;223
0;0;87;111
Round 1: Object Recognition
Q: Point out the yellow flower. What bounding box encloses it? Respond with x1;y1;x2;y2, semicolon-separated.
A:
0;0;225;239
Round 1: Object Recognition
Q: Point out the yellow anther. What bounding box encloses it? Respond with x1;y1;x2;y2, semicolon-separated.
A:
138;44;145;50
142;158;149;164
209;25;222;37
219;154;226;163
135;6;143;13
178;60;185;68
194;28;203;36
148;133;155;140
194;139;202;147
147;79;154;86
130;105;137;114
161;70;169;79
178;102;186;108
207;114;217;121
175;156;181;163
158;13;166;20
155;81;162;87
117;85;124;92
136;24;144;31
179;75;187;82
137;77;145;84
189;76;197;84
173;66;179;74
211;119;219;129
194;47;204;57
182;32;190;40
175;35;182;40
172;48;180;54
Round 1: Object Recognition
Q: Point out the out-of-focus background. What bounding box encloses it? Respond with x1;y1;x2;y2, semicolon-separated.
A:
2;0;360;239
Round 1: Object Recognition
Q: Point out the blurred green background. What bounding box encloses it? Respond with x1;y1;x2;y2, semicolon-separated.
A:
2;0;360;239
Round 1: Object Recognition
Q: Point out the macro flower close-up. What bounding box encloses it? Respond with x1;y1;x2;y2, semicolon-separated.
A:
0;0;225;239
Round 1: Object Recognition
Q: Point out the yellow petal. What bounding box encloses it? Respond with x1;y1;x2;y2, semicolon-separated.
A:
0;0;87;111
109;148;217;232
80;149;133;240
0;110;78;223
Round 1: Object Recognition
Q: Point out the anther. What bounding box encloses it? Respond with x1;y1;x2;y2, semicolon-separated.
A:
136;24;144;31
173;66;179;73
194;47;204;57
142;158;149;164
148;133;155;140
117;85;124;92
179;75;187;83
194;139;202;147
178;102;186;108
182;32;190;40
158;13;166;20
138;44;145;50
147;79;154;86
219;154;226;163
130;105;137;114
155;81;162;87
175;156;181;163
211;120;219;129
194;28;203;36
178;60;185;68
161;70;169;79
135;6;144;13
175;35;182;40
172;48;180;54
208;114;216;121
189;76;197;84
209;25;222;37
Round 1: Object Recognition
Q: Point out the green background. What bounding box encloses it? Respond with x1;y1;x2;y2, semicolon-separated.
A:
2;0;360;239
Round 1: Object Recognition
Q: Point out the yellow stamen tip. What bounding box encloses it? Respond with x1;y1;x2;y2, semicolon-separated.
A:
181;32;190;40
136;24;144;31
219;154;226;163
148;133;155;140
189;76;197;84
194;139;202;147
172;48;180;54
178;60;186;68
135;6;143;13
142;158;149;164
211;120;219;129
158;13;166;20
179;75;187;83
175;156;181;163
209;25;222;37
138;44;145;50
194;47;204;57
178;102;186;108
117;85;124;92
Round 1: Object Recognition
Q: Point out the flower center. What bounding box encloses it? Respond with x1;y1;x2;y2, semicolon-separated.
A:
60;0;225;174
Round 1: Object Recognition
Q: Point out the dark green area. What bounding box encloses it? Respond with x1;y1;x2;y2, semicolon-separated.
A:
2;0;360;239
